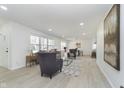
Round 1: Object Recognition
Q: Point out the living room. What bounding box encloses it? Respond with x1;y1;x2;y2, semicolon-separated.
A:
0;4;109;88
0;2;124;89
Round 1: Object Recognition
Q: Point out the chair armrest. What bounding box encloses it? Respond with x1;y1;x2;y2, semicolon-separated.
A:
56;59;63;63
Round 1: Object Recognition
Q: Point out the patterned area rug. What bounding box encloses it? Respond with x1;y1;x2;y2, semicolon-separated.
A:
62;58;81;77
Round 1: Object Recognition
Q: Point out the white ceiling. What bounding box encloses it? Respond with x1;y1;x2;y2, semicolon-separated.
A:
0;4;112;40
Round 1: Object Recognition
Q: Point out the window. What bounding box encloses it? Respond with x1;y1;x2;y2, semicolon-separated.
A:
40;37;48;50
30;35;56;52
61;41;66;50
48;39;55;50
30;35;40;53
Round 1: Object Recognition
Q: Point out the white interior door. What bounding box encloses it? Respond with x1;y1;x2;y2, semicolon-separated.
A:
0;34;8;68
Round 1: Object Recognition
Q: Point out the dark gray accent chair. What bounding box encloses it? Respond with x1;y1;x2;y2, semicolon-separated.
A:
68;49;77;59
37;52;63;79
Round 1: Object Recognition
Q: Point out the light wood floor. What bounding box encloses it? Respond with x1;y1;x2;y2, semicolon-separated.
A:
0;56;111;88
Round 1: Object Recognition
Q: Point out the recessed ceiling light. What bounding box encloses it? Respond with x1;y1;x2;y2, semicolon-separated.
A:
48;29;52;32
0;5;8;11
62;35;64;38
82;33;86;36
80;22;84;26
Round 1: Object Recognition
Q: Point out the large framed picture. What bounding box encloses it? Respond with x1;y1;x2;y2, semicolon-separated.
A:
104;4;120;71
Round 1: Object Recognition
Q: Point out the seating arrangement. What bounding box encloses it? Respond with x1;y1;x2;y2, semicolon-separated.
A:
37;52;63;79
26;48;82;78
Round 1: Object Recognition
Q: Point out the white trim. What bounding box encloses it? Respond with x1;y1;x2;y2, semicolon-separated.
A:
9;65;25;70
96;62;115;88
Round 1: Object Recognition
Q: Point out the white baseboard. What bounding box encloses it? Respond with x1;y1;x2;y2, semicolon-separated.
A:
9;65;25;70
96;63;115;88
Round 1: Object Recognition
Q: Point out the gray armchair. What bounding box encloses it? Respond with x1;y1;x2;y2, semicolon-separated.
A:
37;52;63;79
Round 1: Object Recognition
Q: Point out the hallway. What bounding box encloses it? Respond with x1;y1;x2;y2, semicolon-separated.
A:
0;56;111;88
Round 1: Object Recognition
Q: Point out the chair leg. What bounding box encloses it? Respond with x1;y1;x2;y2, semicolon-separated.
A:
30;62;31;67
60;69;62;72
50;75;52;79
41;72;43;76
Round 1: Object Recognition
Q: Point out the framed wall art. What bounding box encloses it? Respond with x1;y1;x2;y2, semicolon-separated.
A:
104;4;120;71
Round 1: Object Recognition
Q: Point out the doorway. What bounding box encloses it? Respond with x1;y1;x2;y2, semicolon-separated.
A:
0;33;9;69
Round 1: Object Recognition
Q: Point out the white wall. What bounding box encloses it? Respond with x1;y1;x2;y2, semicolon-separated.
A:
97;4;124;88
0;17;66;70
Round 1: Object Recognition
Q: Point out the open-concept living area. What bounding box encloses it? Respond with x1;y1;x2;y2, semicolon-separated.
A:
0;4;124;88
